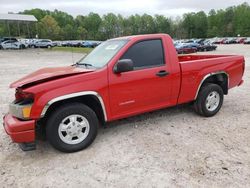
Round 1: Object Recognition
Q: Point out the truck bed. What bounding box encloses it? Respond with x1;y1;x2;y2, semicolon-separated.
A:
178;54;233;62
177;54;245;104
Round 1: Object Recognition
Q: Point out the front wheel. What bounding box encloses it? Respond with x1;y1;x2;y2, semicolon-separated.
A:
194;83;224;117
46;103;98;152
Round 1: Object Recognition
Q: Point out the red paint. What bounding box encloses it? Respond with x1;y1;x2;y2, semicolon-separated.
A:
10;66;94;88
3;34;245;144
3;114;35;143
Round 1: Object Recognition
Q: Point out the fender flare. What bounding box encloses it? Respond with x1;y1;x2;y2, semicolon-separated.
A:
40;91;107;121
194;71;229;100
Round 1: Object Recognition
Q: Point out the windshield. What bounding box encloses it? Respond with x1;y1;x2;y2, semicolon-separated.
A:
77;39;128;68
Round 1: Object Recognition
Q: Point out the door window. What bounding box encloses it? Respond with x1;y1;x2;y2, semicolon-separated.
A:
121;39;165;69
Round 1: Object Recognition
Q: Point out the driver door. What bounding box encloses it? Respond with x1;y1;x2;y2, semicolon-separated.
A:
108;39;172;120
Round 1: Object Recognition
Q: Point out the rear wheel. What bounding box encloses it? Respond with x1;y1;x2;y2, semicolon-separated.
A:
194;83;224;117
46;103;98;152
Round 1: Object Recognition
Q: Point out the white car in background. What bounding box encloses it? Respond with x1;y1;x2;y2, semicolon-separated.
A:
32;39;54;48
0;38;26;49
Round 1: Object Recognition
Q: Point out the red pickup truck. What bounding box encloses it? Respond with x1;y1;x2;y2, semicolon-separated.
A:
3;34;245;152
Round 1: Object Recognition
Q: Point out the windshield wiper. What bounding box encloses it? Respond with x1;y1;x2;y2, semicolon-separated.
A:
74;62;95;68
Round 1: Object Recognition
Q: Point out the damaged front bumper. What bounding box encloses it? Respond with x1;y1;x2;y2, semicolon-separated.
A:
3;114;36;151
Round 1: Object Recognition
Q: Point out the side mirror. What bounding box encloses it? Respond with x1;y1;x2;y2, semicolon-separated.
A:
114;59;134;74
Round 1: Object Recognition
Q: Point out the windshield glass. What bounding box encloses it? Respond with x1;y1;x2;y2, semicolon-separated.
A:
77;39;128;68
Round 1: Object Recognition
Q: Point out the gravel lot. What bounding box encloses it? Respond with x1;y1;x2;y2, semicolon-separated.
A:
0;46;250;187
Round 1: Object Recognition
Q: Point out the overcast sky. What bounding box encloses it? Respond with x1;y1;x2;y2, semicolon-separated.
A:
0;0;249;17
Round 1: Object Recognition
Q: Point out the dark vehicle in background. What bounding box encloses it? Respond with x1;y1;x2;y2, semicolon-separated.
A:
199;42;217;51
223;38;237;44
185;42;203;51
175;43;197;54
69;41;82;47
32;39;54;48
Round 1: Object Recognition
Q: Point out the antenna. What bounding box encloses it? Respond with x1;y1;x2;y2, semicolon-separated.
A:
71;30;74;64
71;45;74;64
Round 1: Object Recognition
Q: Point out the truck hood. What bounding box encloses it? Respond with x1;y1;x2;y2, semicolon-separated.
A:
10;66;94;88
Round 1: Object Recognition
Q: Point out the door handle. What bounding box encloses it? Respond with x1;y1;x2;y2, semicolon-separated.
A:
156;70;169;77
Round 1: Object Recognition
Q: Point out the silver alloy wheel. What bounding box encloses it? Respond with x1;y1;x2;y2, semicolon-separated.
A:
205;91;220;112
58;114;90;145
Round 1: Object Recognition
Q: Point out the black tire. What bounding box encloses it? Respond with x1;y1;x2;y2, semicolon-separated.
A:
46;103;98;152
47;45;52;49
194;83;224;117
19;44;25;49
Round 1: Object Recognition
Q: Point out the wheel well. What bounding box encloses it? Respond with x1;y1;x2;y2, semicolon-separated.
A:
40;95;105;126
200;73;228;95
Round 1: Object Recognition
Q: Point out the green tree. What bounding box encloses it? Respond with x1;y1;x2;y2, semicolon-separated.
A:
51;9;74;27
154;15;172;34
39;15;61;40
182;13;196;38
84;12;102;39
193;11;208;38
101;13;119;39
140;14;155;34
77;26;88;39
6;2;250;40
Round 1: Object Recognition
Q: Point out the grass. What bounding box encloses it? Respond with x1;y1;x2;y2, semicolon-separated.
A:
50;46;93;54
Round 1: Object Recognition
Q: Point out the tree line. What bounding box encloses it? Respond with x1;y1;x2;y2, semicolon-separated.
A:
0;2;250;40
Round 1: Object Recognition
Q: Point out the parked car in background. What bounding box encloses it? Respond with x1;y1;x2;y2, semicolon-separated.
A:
244;38;250;44
18;39;31;48
32;39;54;48
223;38;237;44
214;38;227;44
175;43;197;54
51;41;59;47
1;37;18;43
69;41;82;47
185;42;203;51
236;37;247;44
196;39;206;44
81;41;98;48
61;41;71;47
199;42;217;51
0;39;26;49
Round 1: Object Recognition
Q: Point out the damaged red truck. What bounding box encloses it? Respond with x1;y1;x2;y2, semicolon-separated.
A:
3;34;245;152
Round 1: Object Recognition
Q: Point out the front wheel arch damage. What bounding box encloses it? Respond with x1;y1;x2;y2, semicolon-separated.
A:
36;95;105;140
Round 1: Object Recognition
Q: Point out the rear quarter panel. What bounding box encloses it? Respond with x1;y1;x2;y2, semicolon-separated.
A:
178;55;244;104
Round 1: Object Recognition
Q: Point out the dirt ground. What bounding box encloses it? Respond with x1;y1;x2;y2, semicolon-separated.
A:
0;46;249;188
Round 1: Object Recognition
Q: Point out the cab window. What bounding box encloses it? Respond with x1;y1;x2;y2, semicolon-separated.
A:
121;39;165;69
